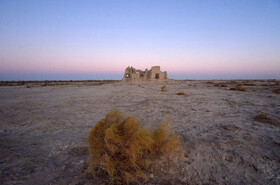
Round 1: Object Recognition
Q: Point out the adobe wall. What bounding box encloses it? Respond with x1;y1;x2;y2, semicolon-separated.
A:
122;66;168;82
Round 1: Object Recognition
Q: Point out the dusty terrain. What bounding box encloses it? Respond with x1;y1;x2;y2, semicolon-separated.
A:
0;80;279;184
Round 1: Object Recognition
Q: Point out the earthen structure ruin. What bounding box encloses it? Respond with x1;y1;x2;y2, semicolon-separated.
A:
122;66;168;82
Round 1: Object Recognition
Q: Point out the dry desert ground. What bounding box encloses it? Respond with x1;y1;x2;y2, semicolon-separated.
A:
0;80;280;184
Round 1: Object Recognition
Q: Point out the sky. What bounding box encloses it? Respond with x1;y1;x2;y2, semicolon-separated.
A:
0;0;280;80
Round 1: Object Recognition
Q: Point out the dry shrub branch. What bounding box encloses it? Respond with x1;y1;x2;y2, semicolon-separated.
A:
88;111;182;184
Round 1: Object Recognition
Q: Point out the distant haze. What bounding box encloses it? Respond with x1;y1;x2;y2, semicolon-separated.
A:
1;0;280;80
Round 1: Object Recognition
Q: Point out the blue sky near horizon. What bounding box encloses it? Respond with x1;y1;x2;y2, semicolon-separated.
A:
0;0;280;80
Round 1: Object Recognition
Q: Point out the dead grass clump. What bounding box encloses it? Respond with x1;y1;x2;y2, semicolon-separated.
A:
93;82;105;86
176;92;185;95
88;111;182;184
272;88;280;94
161;85;167;92
243;83;256;86
26;85;31;88
229;85;246;92
152;121;182;157
255;113;268;120
214;84;228;87
188;84;197;87
206;81;213;84
254;113;280;126
236;86;246;91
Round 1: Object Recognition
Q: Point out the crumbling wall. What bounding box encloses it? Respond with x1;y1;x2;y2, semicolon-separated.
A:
122;66;168;82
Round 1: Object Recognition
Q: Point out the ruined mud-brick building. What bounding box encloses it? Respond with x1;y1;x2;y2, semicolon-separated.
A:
122;66;168;82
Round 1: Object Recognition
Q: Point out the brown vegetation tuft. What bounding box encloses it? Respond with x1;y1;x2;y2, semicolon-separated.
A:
255;113;268;120
88;111;182;184
176;92;185;95
243;83;256;86
214;84;228;87
161;85;167;92
272;88;280;94
26;85;31;88
152;121;182;157
229;85;246;92
229;81;237;84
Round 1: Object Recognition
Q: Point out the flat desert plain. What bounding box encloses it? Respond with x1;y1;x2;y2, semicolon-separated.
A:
0;80;279;184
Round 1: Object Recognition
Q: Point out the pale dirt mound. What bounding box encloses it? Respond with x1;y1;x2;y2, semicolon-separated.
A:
0;80;279;184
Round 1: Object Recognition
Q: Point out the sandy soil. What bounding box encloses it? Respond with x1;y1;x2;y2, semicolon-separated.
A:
0;80;279;184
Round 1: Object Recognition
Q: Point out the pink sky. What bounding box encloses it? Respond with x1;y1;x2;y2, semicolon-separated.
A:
1;1;280;80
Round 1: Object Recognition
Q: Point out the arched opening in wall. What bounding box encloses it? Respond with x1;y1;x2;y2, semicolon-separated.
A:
126;74;130;78
140;73;144;78
155;73;159;79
